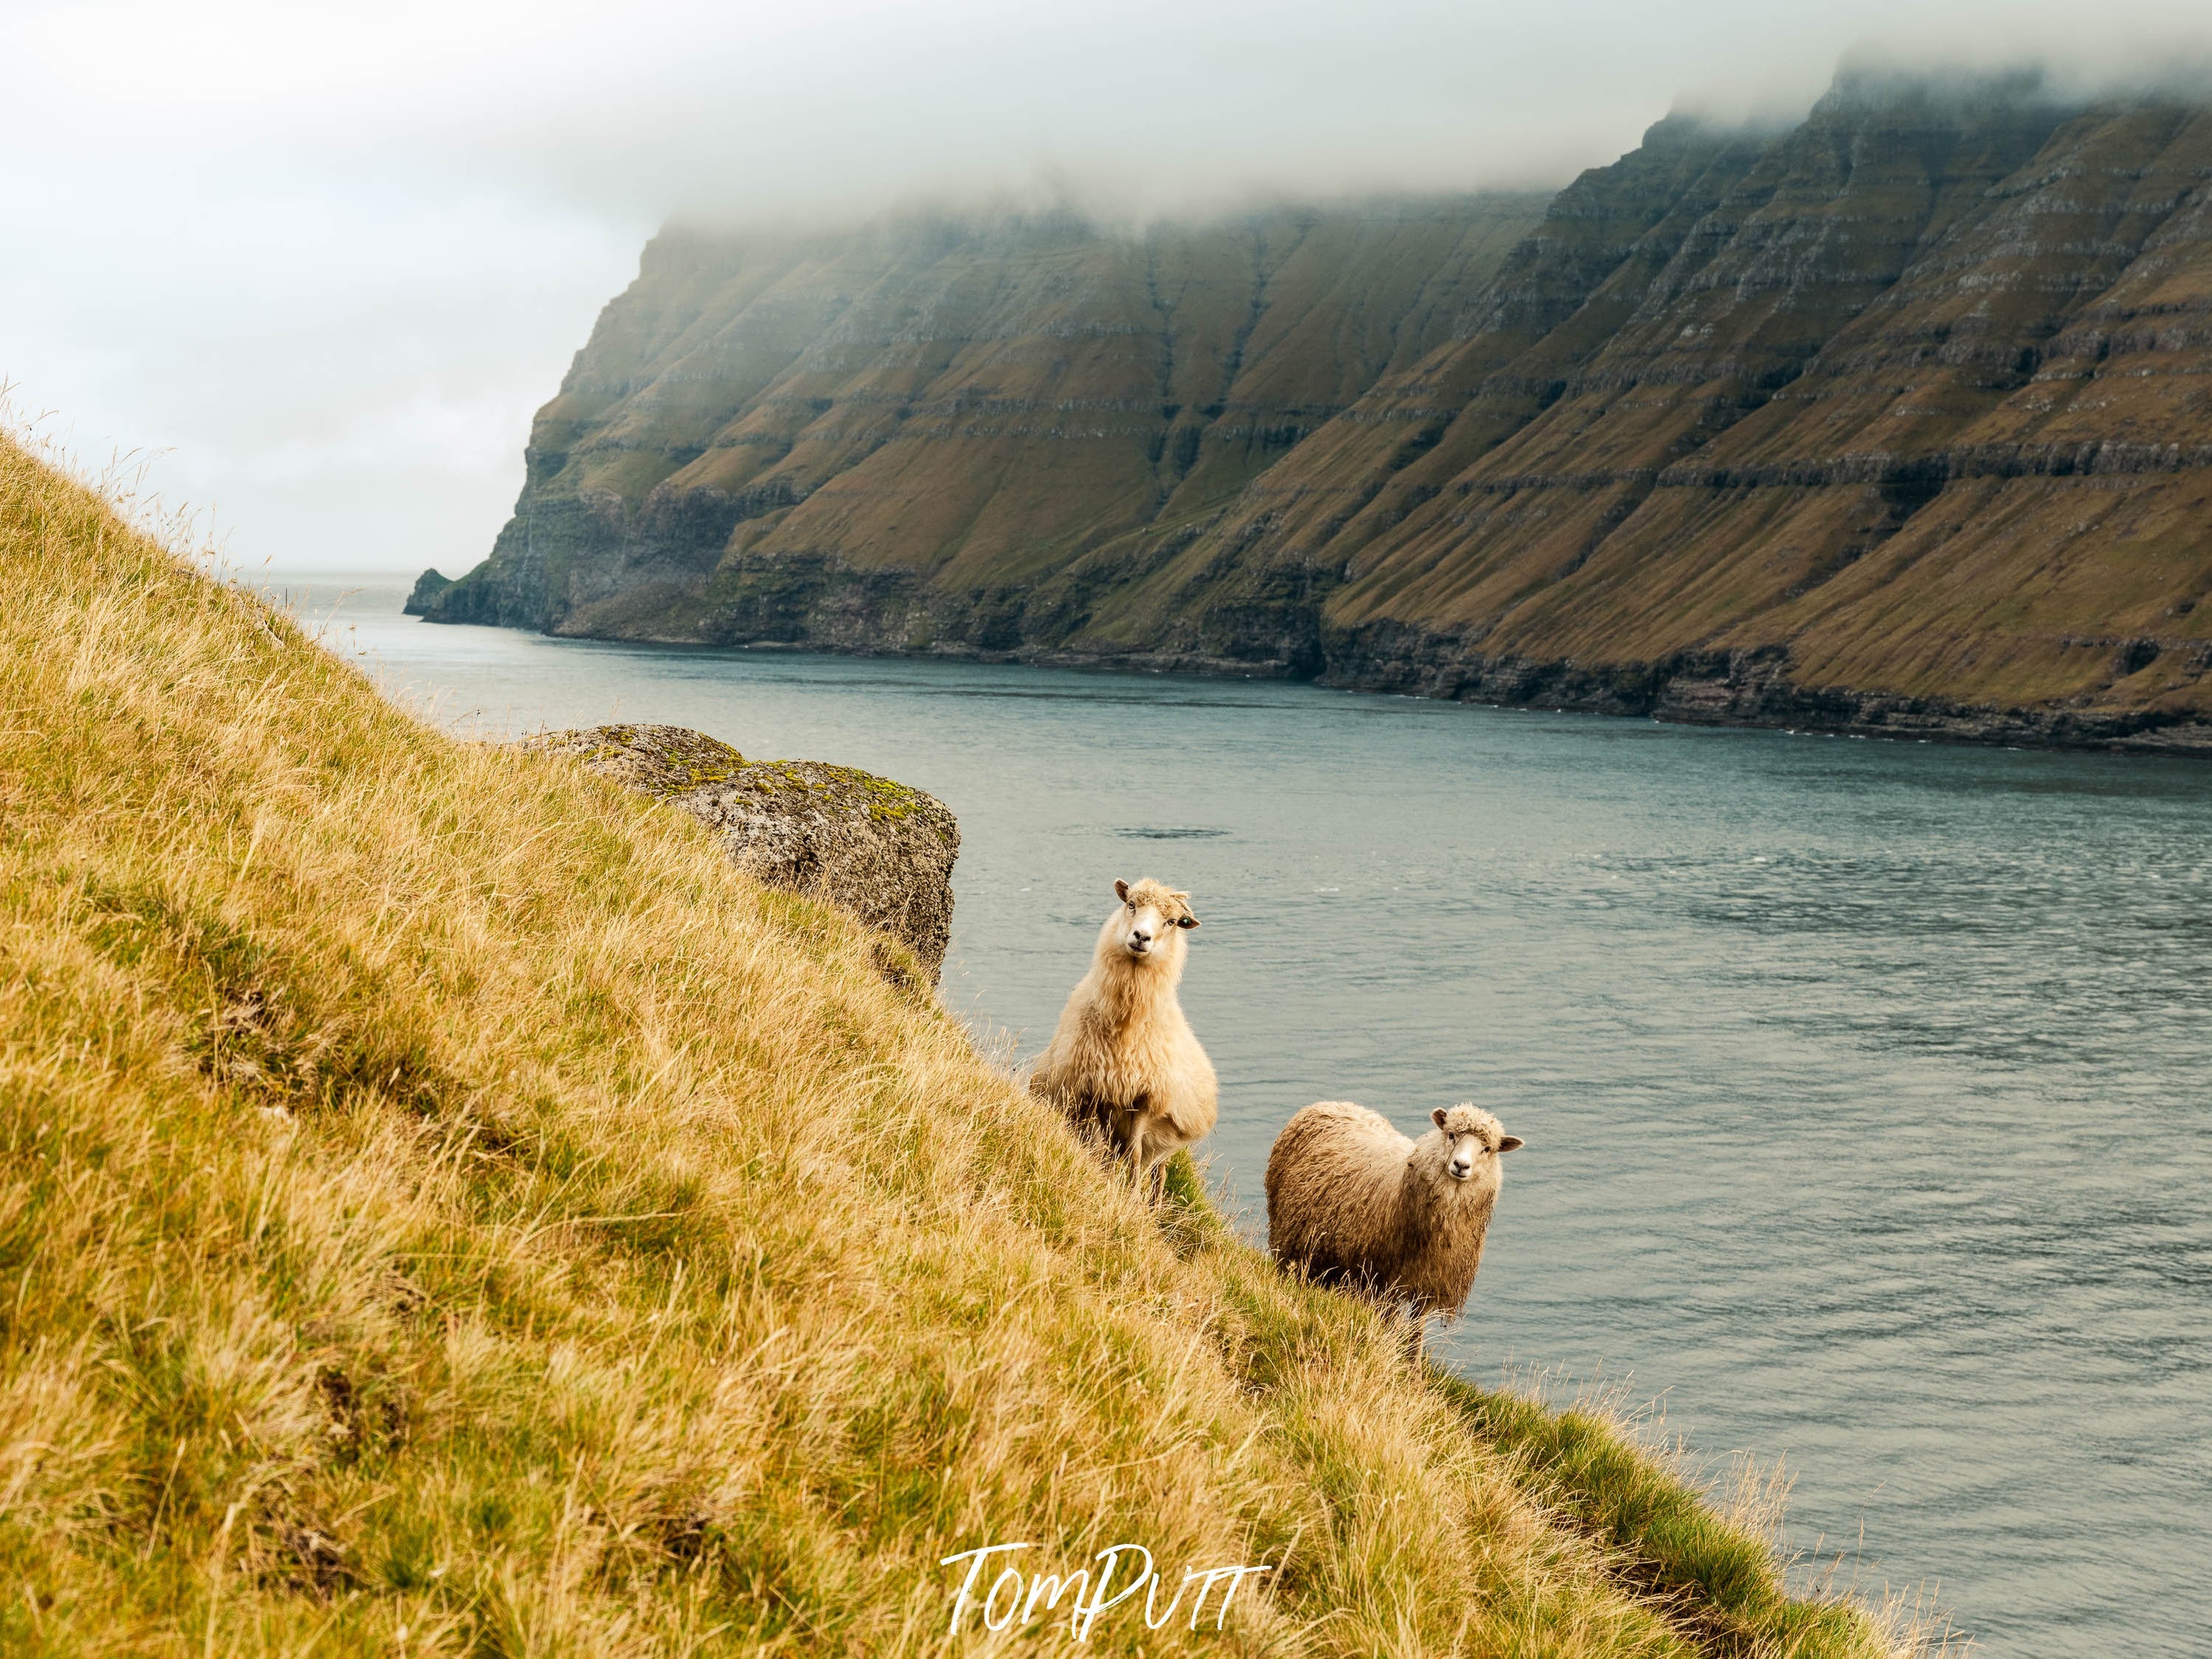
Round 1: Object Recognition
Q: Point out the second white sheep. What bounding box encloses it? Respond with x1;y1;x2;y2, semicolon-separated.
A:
1265;1101;1523;1321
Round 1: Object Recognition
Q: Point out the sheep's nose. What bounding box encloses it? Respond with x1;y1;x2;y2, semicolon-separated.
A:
1449;1160;1472;1180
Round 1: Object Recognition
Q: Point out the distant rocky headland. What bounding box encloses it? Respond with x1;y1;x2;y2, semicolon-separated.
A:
415;66;2212;756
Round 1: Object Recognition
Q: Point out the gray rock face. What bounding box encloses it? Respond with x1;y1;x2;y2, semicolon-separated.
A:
522;725;959;988
402;569;453;616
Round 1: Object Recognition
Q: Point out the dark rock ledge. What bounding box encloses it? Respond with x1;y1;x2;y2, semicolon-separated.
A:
521;724;960;988
402;569;453;615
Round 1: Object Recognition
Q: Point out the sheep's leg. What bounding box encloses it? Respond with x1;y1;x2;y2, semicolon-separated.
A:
1101;1106;1139;1174
1120;1095;1151;1189
1398;1306;1429;1368
1127;1125;1163;1205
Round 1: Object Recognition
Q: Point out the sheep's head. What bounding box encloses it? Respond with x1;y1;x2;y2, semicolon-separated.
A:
1111;877;1199;962
1429;1104;1523;1182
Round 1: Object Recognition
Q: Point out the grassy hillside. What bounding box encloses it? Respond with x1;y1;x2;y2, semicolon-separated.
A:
0;432;1914;1655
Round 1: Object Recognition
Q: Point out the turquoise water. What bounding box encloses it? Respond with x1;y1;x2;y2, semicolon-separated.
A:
288;577;2212;1658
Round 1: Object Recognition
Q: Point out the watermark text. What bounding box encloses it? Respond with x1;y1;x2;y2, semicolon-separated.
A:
940;1542;1273;1642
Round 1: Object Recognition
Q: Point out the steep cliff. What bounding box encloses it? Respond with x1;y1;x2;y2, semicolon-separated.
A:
424;195;1547;644
427;69;2212;753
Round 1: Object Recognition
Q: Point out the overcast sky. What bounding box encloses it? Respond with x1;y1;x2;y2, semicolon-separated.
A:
4;1;2208;578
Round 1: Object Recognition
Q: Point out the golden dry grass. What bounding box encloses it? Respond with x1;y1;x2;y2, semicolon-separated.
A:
0;432;1905;1655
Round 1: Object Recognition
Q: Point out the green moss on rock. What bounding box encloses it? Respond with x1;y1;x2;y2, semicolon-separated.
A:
520;725;960;984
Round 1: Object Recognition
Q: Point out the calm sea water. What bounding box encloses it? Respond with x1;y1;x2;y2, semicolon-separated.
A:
284;576;2211;1658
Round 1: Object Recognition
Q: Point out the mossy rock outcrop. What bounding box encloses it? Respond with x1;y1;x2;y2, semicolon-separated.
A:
522;724;959;986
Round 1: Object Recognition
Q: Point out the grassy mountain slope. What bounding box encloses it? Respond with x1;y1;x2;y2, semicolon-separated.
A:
418;195;1549;644
1183;72;2212;744
1;433;1907;1655
428;69;2212;753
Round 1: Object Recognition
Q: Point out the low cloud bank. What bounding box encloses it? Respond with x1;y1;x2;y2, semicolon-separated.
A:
3;0;2208;572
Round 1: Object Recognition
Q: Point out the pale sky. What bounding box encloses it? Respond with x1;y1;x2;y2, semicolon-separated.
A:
4;0;2208;578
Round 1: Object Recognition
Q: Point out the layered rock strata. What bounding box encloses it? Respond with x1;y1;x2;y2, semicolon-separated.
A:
426;70;2212;756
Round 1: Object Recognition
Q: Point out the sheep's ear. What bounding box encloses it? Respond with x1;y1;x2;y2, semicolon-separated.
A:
1431;1108;1449;1130
1114;879;1130;901
1498;1136;1525;1153
1176;915;1199;929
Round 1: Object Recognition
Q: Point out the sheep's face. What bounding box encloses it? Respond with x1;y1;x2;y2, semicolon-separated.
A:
1112;877;1199;963
1430;1104;1524;1182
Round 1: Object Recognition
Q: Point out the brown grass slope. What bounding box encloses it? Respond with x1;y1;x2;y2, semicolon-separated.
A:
0;437;1915;1655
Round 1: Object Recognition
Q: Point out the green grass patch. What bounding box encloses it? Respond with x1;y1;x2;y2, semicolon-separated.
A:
1437;1374;1899;1658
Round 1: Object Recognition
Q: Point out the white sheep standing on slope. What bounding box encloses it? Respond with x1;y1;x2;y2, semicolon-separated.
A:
1030;878;1218;1191
1265;1101;1523;1332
